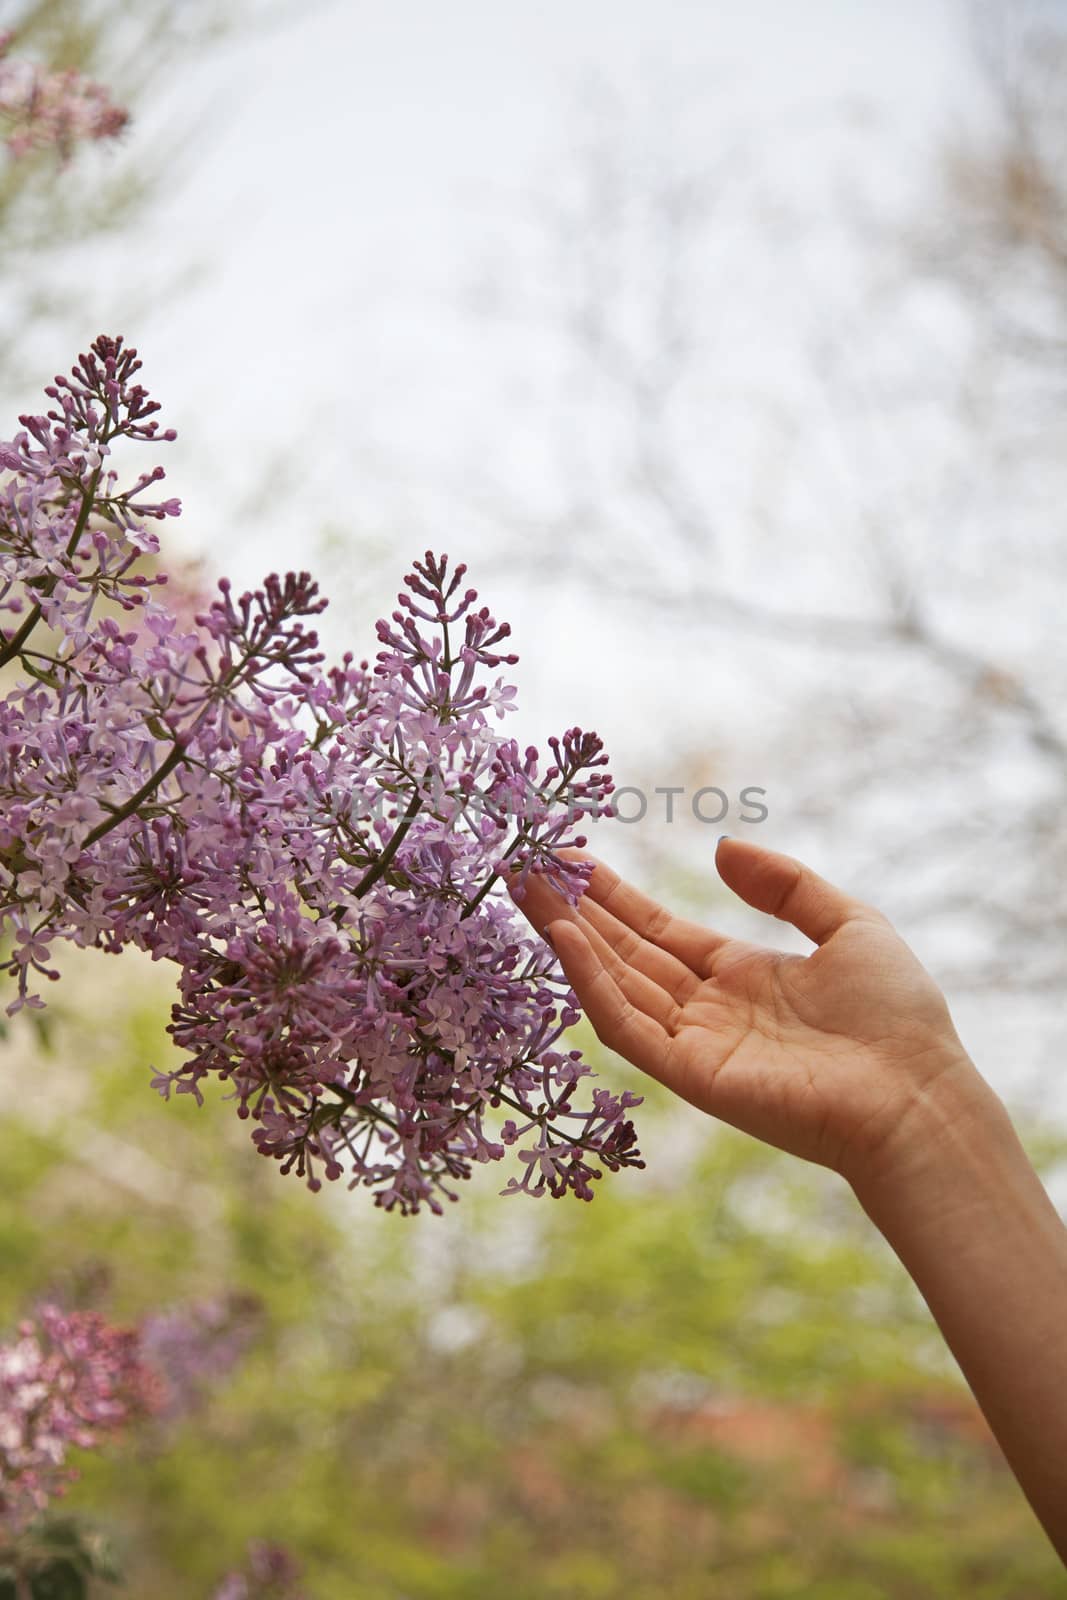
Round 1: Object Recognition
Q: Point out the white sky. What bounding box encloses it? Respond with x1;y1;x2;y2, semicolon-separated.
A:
52;0;970;575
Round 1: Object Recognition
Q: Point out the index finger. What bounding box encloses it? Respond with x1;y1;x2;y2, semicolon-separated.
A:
546;917;679;1088
508;864;579;941
579;855;727;976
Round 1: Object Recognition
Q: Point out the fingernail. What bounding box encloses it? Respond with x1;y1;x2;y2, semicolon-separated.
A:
717;834;731;845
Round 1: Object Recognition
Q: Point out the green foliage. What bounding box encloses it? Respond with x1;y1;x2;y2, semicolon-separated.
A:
0;950;1063;1597
0;1517;119;1599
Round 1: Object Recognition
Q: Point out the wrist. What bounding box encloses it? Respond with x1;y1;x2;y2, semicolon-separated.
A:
848;1049;1027;1237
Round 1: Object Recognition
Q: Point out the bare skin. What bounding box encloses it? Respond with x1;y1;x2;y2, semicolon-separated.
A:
512;835;1067;1561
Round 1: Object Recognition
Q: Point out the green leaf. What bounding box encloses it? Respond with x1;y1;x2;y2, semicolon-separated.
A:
29;1562;88;1600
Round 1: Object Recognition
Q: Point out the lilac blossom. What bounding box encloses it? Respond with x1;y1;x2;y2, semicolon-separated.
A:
0;336;643;1214
0;1291;263;1542
0;1306;151;1533
0;31;128;161
212;1542;308;1600
139;1294;261;1422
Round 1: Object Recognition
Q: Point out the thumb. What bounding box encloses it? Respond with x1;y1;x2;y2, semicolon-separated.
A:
715;836;868;947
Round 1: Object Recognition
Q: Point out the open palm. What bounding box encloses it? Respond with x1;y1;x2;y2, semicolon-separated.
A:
513;837;970;1186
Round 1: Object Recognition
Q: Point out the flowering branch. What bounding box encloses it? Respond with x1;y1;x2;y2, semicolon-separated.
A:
0;32;128;162
0;338;644;1215
0;471;101;670
0;1305;151;1536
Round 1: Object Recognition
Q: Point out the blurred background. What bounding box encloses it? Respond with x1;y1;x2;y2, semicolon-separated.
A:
2;0;1067;1592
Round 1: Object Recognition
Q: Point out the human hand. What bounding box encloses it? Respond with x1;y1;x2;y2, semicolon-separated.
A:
516;837;1067;1561
512;836;996;1197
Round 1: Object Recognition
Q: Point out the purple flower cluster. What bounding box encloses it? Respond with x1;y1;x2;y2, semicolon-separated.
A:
139;1294;261;1422
0;31;128;161
0;1291;263;1546
0;1305;151;1532
0;336;643;1213
212;1542;308;1600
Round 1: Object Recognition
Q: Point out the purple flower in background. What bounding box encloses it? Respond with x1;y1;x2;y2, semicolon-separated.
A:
0;1291;264;1537
0;1305;151;1532
212;1541;308;1600
139;1294;261;1422
0;337;644;1213
0;31;128;161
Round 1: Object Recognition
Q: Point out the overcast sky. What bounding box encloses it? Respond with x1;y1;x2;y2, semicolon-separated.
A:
48;0;970;576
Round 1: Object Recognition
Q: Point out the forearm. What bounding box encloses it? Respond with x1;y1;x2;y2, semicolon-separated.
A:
855;1066;1067;1560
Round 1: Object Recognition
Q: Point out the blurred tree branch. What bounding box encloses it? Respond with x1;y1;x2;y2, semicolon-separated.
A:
0;0;295;389
460;7;1067;1017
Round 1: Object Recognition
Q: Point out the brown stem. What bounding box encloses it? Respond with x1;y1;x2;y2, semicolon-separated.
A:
0;468;101;670
82;741;186;847
352;787;424;899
